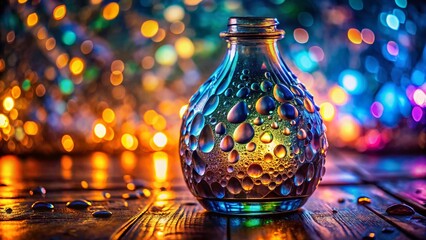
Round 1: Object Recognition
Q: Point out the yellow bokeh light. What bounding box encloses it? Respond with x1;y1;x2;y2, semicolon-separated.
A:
121;133;138;151
175;37;194;59
152;115;167;131
69;57;85;75
152;28;166;43
339;115;361;142
153;132;168;148
61;155;73;170
11;86;21;99
164;5;185;22
120;151;136;172
0;59;5;72
319;102;335;122
91;0;102;4
23;121;38;135
153;151;168;182
170;21;185;35
143;110;158;124
18;0;28;3
94;123;107;138
61;134;74;152
329;86;348;106
179;104;188;118
141;56;155;69
347;28;362;44
3;97;14;111
9;109;18;120
111;59;125;72
53;4;67;20
0;114;9;128
27;13;38;27
141;20;159;38
102;2;120;20
102;108;115;123
184;0;202;6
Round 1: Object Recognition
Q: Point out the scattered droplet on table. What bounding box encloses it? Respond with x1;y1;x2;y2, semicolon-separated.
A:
92;210;112;218
66;199;92;209
81;181;89;189
357;196;371;204
136;188;151;198
31;201;54;211
337;198;345;203
29;186;46;196
385;203;415;216
102;191;111;199
122;193;140;200
381;227;395;233
6;208;12;214
362;232;375;239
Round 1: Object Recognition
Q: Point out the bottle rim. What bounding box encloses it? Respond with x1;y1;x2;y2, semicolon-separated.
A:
220;17;285;39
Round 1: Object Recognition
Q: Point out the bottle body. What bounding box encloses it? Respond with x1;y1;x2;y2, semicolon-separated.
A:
179;17;327;215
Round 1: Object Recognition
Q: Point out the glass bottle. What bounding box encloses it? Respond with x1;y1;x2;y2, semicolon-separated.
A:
179;17;328;215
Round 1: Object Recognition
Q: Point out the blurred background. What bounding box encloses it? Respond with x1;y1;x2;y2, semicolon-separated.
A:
0;0;425;155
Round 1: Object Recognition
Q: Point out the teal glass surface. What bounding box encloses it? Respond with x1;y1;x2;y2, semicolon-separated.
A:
179;17;328;215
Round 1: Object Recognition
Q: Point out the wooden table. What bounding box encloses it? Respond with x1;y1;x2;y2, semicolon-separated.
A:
0;151;425;239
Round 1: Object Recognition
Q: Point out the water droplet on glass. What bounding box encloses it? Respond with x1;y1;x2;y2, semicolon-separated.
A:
242;69;250;75
6;208;12;214
255;96;275;115
297;129;307;140
189;135;198;151
227;177;242;195
304;97;315;113
224;88;233;97
92;210;112;218
280;180;293;196
190;113;205;136
246;142;256;152
261;173;271;185
283;127;291;135
242;177;254;191
260;131;273;143
220;135;234;152
294;172;305;187
227;101;249;123
203;95;219;116
209;117;217;125
251;82;260;91
264;153;273;162
211;182;225;198
290;120;297;126
227;166;234;173
236;87;250;98
31;201;54;211
271;122;279;129
193;151;207;176
237;171;245;179
228;150;240;164
291;85;305;97
233;123;254;144
260;80;273;92
66;199;92;209
274;145;286;158
199;125;215;153
240;75;249;81
385;204;415;216
247;164;263;178
215;122;226;135
306;163;315;181
278;103;299;120
29;186;46;196
357;196;372;204
253;117;264;125
273;83;294;102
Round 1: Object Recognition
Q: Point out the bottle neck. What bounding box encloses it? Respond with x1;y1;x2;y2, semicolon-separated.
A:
225;39;282;68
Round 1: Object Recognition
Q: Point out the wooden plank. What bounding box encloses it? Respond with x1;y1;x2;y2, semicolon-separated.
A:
378;179;425;214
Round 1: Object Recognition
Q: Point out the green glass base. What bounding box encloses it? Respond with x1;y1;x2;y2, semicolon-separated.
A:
197;197;308;215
